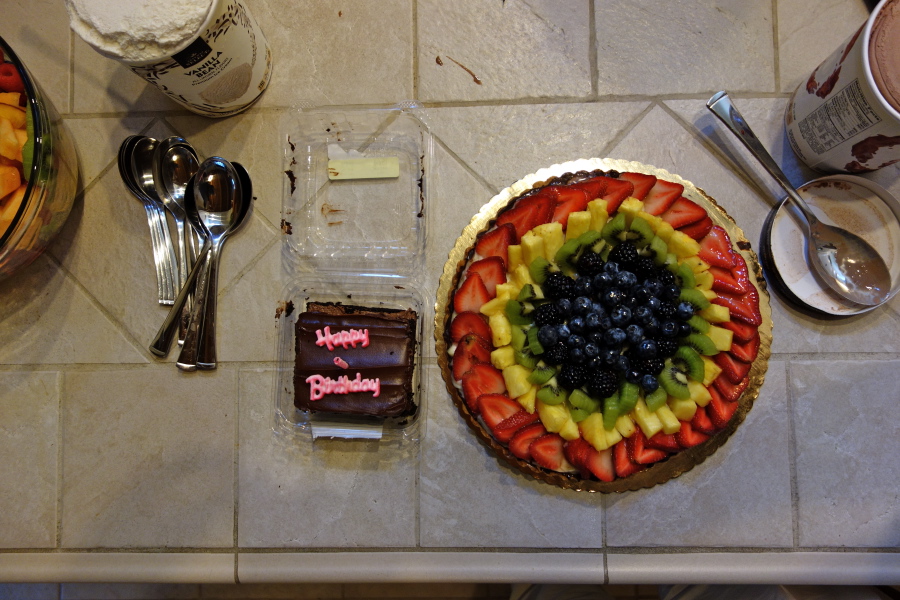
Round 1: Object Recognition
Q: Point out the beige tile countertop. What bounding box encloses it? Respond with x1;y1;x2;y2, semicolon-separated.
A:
2;0;900;587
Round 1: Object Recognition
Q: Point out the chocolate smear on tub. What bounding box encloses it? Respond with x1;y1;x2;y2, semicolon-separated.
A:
438;55;482;85
285;169;296;194
281;220;292;235
737;241;752;251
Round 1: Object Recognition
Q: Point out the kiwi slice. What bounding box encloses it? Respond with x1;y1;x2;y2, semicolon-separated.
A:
601;212;627;246
569;406;593;423
687;314;710;334
516;283;543;303
505;299;532;326
649;236;668;265
575;229;603;248
674;346;705;381
528;256;553;285
554;239;581;274
510;325;527;351
618;381;641;414
527;364;556;385
679;287;711;310
568;388;600;413
526;325;544;355
602;392;620;431
626;216;654;247
537;379;568;405
675;262;696;289
683;333;717;357
515;348;539;369
659;358;691;399
645;387;668;412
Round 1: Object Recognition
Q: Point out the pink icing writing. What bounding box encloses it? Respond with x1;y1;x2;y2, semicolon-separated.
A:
306;373;381;400
315;326;370;351
333;356;349;369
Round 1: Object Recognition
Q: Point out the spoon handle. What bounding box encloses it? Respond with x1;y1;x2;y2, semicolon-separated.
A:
706;91;819;226
149;243;210;358
195;244;221;370
176;245;214;371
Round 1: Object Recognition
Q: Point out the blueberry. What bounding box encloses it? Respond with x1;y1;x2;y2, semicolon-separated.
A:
632;285;651;304
646;296;661;311
644;279;662;297
636;338;658;358
678;321;693;337
602;288;625;307
591;302;607;317
584;343;600;358
625;369;643;384
585;312;601;331
640;374;659;393
604;261;620;275
676;301;695;320
634;305;653;325
663;283;681;300
588;331;606;346
568;347;585;364
557;323;571;340
626;323;644;344
568;334;585;349
601;347;619;365
537;325;559;348
575;277;593;296
556;297;573;317
593;272;613;289
616;271;637;288
615;354;631;372
660;320;679;338
642;316;659;336
610;305;632;326
574;296;593;315
587;356;605;370
606;327;627;346
598;315;613;330
569;316;585;334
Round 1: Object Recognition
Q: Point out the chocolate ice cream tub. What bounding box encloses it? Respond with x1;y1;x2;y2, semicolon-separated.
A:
785;0;900;173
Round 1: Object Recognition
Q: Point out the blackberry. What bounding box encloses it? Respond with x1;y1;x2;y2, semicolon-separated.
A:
544;272;576;300
532;302;563;328
576;251;605;276
609;241;638;268
544;341;569;365
656;268;677;287
656;301;677;319
655;338;679;357
587;368;619;399
558;363;588;390
632;357;664;377
633;256;657;277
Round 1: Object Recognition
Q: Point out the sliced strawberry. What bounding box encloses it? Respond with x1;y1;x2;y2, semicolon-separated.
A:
713;352;751;384
698;226;736;269
461;363;507;413
585;447;615;482
478;394;522;431
679;215;713;240
719;319;758;343
451;333;492;380
475;223;515;268
453;272;491;314
618;172;657;200
564;437;614;481
691;405;718;436
602;178;635;214
675;420;710;448
730;332;761;363
628;428;668;465
0;63;25;94
530;433;566;471
495;191;555;242
493;409;540;443
449;311;492;343
708;384;740;429
641;179;683;215
647;431;681;453
660;196;707;229
466;256;505;298
710;265;748;295
509;422;547;460
549;186;590;227
614;440;645;478
712;373;750;403
567;176;609;202
711;286;762;326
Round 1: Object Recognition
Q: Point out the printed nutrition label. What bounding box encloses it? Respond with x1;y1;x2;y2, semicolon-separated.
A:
797;79;882;154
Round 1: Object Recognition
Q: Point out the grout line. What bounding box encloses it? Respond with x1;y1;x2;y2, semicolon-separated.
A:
772;0;781;93
588;0;598;99
412;0;419;102
55;370;64;551
785;360;801;549
234;368;242;583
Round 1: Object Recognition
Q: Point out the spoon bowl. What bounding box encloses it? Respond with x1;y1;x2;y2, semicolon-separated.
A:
707;91;893;307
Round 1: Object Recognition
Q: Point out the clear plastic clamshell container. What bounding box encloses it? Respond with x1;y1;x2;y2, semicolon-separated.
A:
274;103;432;446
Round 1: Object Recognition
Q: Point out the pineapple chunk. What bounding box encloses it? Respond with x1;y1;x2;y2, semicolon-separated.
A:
700;288;718;301
615;413;637;438
632;398;664;439
618;197;644;225
687;379;712;407
656;405;682;435
695;270;714;290
638;211;664;232
668;230;702;258
490;345;516;369
516;385;538;414
488;313;512;347
579;412;611;451
667;396;698;421
701;356;723;386
507;244;523;272
521;231;545;267
512;264;535;288
565;211;591;241
707;325;734;352
699;303;731;323
587;199;609;231
604;425;623;448
559;418;581;441
479;297;508;317
681;255;710;273
494;282;517;300
533;221;565;260
537;400;572;434
502;364;533;399
654;221;676;242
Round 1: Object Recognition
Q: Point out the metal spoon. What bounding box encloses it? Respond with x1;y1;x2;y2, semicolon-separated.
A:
153;137;198;292
176;157;245;371
707;91;892;306
130;136;180;304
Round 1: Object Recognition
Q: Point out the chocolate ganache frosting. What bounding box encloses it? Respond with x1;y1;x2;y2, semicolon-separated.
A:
294;302;417;417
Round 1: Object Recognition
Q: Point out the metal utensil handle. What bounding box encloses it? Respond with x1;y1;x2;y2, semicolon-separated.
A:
140;199;166;303
195;244;221;370
149;243;210;357
706;91;819;227
176;245;214;371
153;203;179;304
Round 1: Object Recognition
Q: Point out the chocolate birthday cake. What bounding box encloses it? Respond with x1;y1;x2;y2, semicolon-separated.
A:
294;302;418;418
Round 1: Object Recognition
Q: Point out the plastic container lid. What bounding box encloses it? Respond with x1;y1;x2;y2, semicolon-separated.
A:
274;103;432;445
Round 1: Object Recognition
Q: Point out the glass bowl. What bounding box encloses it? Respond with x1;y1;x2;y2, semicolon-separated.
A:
0;36;78;282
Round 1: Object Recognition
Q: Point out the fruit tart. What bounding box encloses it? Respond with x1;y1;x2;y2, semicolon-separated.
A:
436;159;772;492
